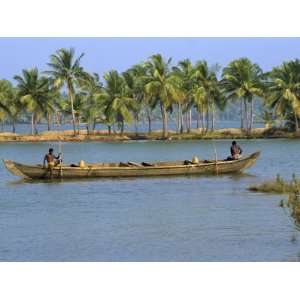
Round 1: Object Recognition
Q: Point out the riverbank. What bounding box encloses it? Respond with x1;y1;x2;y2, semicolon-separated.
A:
0;127;298;142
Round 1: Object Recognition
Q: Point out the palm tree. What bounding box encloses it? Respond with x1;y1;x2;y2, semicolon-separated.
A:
265;59;300;132
80;73;104;133
221;58;263;133
123;63;154;135
145;54;182;138
0;80;19;132
192;61;224;132
172;59;194;133
46;48;87;135
14;68;52;134
101;70;136;135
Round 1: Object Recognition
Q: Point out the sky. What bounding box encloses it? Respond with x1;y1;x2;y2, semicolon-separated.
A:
1;37;300;81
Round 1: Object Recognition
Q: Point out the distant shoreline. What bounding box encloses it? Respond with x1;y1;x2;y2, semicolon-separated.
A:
0;128;298;142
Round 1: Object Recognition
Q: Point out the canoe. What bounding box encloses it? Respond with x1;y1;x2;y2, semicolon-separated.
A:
3;152;260;180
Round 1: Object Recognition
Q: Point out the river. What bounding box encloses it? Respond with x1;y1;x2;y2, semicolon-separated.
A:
0;139;299;261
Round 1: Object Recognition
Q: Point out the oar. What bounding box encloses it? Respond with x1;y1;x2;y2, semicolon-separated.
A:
212;140;219;175
57;122;64;178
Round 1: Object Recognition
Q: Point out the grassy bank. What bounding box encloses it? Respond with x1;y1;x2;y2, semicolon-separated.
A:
249;174;300;194
249;175;300;230
0;127;298;142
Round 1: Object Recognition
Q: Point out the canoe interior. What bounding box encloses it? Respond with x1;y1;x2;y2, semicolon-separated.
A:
36;160;218;168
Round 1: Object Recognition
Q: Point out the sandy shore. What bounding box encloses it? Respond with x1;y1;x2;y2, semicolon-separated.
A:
0;127;297;142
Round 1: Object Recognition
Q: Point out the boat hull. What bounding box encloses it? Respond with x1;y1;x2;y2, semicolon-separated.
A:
3;152;260;180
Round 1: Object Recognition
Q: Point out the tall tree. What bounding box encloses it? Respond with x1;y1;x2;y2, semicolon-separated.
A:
265;59;300;132
14;68;52;134
172;59;194;133
101;70;136;135
47;48;87;135
192;61;224;132
145;54;181;138
221;58;263;133
0;80;19;132
80;73;104;133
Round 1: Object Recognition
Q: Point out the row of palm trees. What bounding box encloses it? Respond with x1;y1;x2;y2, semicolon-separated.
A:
0;48;300;137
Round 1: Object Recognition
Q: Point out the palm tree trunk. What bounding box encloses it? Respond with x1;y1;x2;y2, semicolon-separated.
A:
240;99;244;131
67;81;77;135
31;113;34;135
250;97;254;133
184;112;189;133
244;99;248;133
180;104;184;134
186;111;191;133
12;120;16;133
160;102;168;138
201;109;205;133
121;121;124;135
34;116;38;135
147;115;152;134
211;102;215;131
108;125;111;135
47;113;51;131
76;115;80;135
134;116;138;136
294;112;299;132
206;110;209;133
197;112;200;129
92;120;96;131
177;103;180;133
188;109;192;131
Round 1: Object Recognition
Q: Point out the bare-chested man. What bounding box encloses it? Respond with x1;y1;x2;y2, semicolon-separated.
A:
43;148;61;177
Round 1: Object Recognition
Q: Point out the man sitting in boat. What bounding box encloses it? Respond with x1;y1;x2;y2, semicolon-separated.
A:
230;141;243;160
43;148;61;170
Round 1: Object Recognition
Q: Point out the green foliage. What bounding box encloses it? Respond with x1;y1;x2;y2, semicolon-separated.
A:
265;59;300;132
248;174;300;194
0;49;298;136
249;174;300;230
46;48;87;134
221;58;264;133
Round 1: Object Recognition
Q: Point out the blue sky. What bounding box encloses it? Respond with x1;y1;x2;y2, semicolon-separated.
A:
1;37;300;81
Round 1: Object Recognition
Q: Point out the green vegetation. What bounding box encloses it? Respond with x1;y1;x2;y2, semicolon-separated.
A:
1;48;300;136
249;174;300;193
249;174;300;230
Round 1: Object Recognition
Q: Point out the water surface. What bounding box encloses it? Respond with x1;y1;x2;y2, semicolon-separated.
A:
0;139;299;261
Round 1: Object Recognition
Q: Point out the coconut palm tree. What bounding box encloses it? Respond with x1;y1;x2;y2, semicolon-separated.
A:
145;54;182;138
122;63;152;135
101;70;136;135
265;59;300;132
0;80;19;132
172;59;194;133
221;58;263;133
46;48;87;135
192;61;224;132
14;68;52;134
80;73;104;133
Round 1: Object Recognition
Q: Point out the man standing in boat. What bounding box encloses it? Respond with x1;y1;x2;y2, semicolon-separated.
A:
231;141;243;160
43;148;61;177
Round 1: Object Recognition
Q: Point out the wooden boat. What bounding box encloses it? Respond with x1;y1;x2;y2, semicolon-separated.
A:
3;152;260;180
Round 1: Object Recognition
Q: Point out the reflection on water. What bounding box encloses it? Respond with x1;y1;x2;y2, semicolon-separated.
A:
0;139;299;261
7;171;256;186
1;120;264;134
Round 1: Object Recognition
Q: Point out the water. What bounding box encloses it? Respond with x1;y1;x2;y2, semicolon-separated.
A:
0;120;264;134
0;139;299;261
